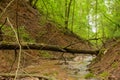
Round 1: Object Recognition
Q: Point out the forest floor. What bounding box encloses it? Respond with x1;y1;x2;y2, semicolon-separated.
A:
0;0;120;80
0;0;92;80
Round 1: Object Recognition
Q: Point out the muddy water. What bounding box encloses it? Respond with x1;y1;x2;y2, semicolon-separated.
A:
62;54;97;80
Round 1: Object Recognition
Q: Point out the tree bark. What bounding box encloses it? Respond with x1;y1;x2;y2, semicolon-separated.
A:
0;42;99;55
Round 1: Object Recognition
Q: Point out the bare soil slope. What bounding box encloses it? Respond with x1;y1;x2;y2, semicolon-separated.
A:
90;39;120;80
0;1;92;80
0;0;91;50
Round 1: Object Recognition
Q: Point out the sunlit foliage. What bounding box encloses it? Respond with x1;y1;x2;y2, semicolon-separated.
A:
32;0;120;45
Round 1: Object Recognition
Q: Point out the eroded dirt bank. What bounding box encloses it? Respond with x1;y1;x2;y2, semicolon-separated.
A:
0;0;93;80
89;39;120;80
1;0;120;80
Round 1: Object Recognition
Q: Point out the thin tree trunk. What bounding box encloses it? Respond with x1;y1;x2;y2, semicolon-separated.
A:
65;0;72;29
95;0;98;47
33;0;39;8
86;0;90;40
65;0;68;29
71;0;75;32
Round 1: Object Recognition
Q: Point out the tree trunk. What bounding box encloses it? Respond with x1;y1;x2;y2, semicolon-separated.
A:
64;0;72;29
0;42;99;55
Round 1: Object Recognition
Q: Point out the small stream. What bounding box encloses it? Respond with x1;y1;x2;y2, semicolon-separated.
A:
62;54;98;80
0;54;99;80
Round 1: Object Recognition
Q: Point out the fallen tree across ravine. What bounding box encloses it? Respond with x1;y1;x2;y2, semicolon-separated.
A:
0;42;99;55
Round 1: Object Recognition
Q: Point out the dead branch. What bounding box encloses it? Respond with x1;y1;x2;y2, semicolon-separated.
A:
0;73;50;80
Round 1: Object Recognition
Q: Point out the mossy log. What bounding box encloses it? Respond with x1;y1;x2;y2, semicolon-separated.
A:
0;42;99;55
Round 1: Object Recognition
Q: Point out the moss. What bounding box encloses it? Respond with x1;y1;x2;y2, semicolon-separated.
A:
85;73;95;79
43;73;57;80
112;62;119;68
39;51;53;58
2;26;35;42
99;71;109;79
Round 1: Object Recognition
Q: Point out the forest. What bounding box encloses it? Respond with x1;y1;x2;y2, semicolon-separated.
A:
35;0;120;43
0;0;120;80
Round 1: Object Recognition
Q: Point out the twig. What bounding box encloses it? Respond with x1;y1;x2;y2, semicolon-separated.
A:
0;0;15;19
7;17;22;80
0;18;7;29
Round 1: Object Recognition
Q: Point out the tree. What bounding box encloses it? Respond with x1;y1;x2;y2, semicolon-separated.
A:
64;0;73;29
32;0;120;44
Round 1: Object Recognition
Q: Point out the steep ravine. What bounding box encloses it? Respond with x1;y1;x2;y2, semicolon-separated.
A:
0;0;96;80
89;39;120;80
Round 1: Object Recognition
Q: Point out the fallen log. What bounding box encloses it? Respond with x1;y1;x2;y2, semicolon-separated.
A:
0;42;99;55
0;73;50;80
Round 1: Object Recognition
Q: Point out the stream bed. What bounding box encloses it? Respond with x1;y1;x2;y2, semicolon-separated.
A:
0;54;99;80
62;54;98;80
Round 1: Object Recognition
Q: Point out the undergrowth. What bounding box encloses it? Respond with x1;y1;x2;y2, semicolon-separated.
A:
2;25;35;42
